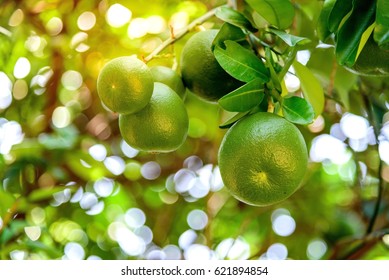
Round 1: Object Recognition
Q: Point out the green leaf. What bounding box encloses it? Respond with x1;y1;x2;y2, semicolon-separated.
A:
374;0;389;49
293;61;324;117
265;48;282;93
212;22;246;50
219;111;250;129
282;96;314;125
336;0;376;67
246;0;295;29
317;0;337;41
215;6;256;32
269;28;311;47
214;40;269;83
328;0;353;33
219;79;264;112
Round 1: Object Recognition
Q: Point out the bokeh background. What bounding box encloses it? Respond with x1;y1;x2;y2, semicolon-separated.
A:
0;0;389;260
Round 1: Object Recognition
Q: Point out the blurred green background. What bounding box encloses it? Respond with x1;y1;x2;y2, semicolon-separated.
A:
0;0;388;260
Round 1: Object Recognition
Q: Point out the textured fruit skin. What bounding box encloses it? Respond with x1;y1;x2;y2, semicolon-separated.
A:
180;29;243;102
346;36;389;76
218;112;308;206
97;56;154;114
150;66;186;99
119;82;188;153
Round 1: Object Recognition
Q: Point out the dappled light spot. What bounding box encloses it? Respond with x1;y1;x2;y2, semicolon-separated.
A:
0;217;3;231
307;239;327;260
134;225;153;245
117;227;146;256
125;208;146;229
52;189;71;206
25;35;46;56
272;214;296;237
178;229;197;250
71;32;90;52
52;106;71;128
77;11;96;31
146;15;167;34
183;155;203;171
8;9;24;26
147;250;166;260
80;192;98;210
104;156;125;175
184;244;213;260
64;242;85;260
187;209;208;230
189;178;210;198
86;201;105;215
174;169;196;193
271;208;291;222
89;144;107;161
297;50;311;65
330;123;347;141
284;72;300;92
121;140;139;158
70;187;84;203
24;226;41;241
0;119;23;154
94;178;114;197
215;237;250;260
381;165;389;182
46;17;63;36
340;113;369;140
266;243;288;260
141;161;161;180
210;166;224;192
310;134;351;164
127;18;148;39
61;70;83;90
31;207;46;225
13;79;28;100
379;140;389;165
87;255;102;260
169;11;189;33
308;115;325;133
163;245;182;260
13;57;31;79
106;4;132;28
0;87;12;110
10;250;26;260
383;234;389;246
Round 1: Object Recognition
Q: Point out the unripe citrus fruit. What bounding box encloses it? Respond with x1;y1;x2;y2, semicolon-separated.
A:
97;56;154;114
119;82;188;153
150;66;186;99
346;36;389;76
218;112;308;206
180;29;243;102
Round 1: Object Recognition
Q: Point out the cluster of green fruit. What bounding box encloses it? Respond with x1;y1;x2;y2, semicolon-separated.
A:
97;29;308;207
97;57;188;153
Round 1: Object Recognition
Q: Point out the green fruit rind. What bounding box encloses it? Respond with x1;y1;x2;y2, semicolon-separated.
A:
97;56;154;114
119;82;189;153
150;66;186;99
218;112;308;206
180;29;243;102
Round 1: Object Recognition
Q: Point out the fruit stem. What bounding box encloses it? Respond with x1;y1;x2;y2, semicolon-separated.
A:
144;5;226;63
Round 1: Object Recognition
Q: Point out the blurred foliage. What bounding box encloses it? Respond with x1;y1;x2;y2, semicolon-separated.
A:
0;0;388;260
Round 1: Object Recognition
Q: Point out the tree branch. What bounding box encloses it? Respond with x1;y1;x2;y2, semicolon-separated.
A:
144;5;225;63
